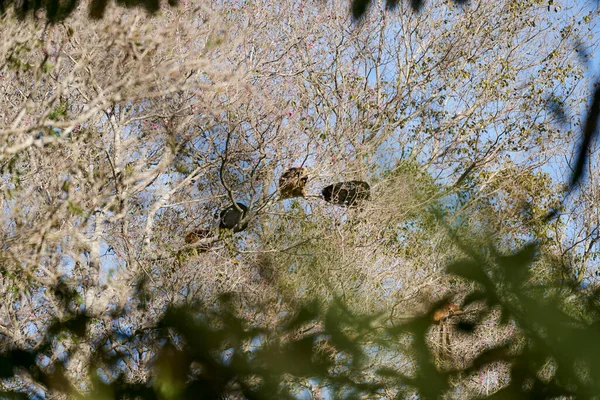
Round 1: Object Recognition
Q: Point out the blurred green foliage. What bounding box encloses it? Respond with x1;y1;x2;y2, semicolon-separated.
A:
1;233;600;398
0;0;178;22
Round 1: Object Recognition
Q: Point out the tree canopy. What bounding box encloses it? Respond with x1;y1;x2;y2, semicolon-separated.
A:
0;0;600;398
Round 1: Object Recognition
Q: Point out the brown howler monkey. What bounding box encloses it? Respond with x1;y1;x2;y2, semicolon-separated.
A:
279;167;309;199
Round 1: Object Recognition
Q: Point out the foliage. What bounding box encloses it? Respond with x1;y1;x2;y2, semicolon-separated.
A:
0;0;177;22
2;240;600;399
0;0;599;398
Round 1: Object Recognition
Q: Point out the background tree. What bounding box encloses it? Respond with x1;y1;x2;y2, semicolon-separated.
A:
0;0;599;398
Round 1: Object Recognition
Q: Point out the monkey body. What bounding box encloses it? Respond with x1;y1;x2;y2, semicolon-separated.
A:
219;202;249;232
279;167;309;199
321;180;370;207
432;302;463;362
433;303;462;324
183;228;213;252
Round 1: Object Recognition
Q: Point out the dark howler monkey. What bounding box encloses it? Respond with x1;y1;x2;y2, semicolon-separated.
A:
219;202;249;232
321;180;370;207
